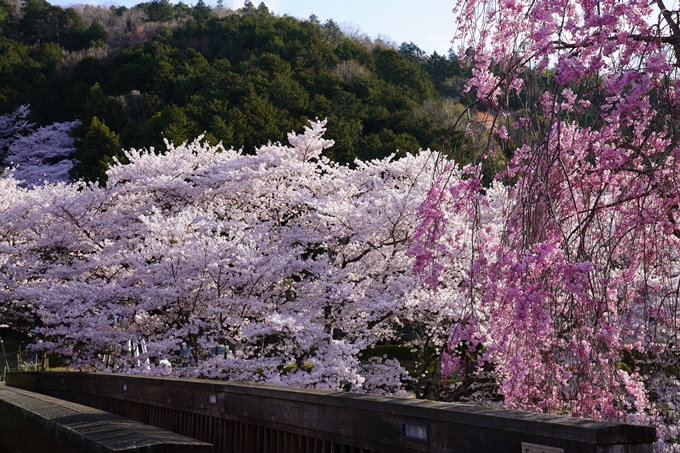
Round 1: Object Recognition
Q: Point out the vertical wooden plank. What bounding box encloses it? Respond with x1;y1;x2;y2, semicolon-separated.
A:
234;421;238;453
266;427;270;453
245;423;252;453
256;425;264;453
239;421;245;453
230;419;236;453
214;417;222;453
227;419;232;453
208;415;215;448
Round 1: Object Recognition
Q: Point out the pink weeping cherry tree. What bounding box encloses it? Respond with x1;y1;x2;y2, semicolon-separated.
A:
411;0;680;448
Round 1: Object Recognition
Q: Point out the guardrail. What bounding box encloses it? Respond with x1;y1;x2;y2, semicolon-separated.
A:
7;372;656;453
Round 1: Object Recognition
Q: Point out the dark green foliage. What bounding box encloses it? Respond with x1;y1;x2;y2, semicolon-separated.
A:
0;38;61;116
70;116;123;185
0;0;470;182
421;51;473;103
113;5;128;16
398;41;427;64
139;0;176;23
138;104;198;149
361;344;414;362
17;0;94;51
19;0;60;46
0;0;20;39
321;19;342;47
57;8;88;50
334;38;375;71
191;0;211;24
240;1;256;14
84;20;107;45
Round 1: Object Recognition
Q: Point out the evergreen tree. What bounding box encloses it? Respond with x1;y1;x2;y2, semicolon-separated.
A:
70;116;122;184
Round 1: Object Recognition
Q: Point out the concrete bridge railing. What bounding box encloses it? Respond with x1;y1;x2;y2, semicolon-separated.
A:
6;372;656;453
0;383;211;453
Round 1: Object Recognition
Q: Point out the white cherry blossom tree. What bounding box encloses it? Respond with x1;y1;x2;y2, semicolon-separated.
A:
0;121;464;396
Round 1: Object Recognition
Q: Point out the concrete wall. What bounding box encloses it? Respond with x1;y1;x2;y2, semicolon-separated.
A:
7;372;656;453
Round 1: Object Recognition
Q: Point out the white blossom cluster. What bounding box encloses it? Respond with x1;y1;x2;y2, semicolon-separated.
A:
0;120;468;394
0;106;79;187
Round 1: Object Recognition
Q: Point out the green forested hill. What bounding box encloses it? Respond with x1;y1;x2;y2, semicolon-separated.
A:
0;0;471;183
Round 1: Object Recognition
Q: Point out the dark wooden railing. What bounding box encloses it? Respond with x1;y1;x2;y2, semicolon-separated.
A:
7;372;656;453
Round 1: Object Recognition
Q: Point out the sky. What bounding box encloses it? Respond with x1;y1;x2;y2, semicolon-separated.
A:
46;0;459;55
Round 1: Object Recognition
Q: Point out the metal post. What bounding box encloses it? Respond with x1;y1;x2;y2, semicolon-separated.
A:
0;332;9;374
